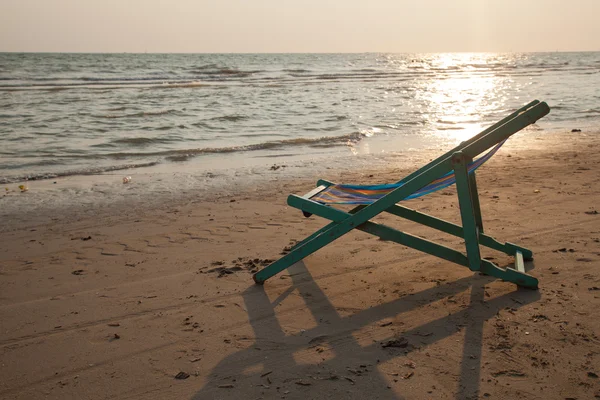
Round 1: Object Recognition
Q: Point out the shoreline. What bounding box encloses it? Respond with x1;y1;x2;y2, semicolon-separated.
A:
0;126;590;232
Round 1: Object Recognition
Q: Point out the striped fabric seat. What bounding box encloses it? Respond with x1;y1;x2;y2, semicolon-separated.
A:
311;140;505;204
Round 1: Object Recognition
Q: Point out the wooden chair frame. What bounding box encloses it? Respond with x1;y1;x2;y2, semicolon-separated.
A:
253;101;550;289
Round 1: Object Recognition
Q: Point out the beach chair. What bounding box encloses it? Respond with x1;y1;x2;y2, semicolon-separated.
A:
253;100;550;289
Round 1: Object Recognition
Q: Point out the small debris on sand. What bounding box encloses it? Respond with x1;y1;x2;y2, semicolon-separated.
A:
175;372;190;380
206;258;273;277
71;236;92;241
381;336;410;349
491;370;526;377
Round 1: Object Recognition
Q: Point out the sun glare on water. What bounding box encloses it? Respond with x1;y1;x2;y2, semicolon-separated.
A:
416;53;507;143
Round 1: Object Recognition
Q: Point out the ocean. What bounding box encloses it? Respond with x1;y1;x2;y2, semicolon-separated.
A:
1;52;599;184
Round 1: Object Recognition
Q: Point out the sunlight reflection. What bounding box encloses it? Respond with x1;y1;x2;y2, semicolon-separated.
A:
416;53;505;143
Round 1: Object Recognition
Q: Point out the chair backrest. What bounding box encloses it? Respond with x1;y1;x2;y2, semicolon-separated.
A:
314;101;550;206
369;101;550;207
396;100;541;185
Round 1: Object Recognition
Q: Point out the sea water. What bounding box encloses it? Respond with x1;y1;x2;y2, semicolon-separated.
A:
1;52;599;184
1;52;599;229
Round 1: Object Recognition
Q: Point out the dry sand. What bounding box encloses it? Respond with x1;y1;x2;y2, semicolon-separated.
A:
1;131;599;400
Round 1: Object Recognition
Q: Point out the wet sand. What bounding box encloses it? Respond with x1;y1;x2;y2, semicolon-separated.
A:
1;131;599;399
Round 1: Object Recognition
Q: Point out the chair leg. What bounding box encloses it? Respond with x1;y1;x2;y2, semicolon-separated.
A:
469;171;484;233
452;152;482;272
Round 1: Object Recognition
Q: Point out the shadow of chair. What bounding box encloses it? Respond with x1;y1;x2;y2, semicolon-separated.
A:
192;260;540;399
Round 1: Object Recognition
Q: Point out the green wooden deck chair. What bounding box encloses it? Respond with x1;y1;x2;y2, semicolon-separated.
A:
253;100;550;289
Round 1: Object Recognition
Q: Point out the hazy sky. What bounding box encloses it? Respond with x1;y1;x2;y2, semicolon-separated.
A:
1;0;599;53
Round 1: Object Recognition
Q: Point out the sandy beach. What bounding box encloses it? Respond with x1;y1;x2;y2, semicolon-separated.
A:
1;130;599;400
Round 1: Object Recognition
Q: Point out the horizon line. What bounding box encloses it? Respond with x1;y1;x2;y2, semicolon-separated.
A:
1;50;599;55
